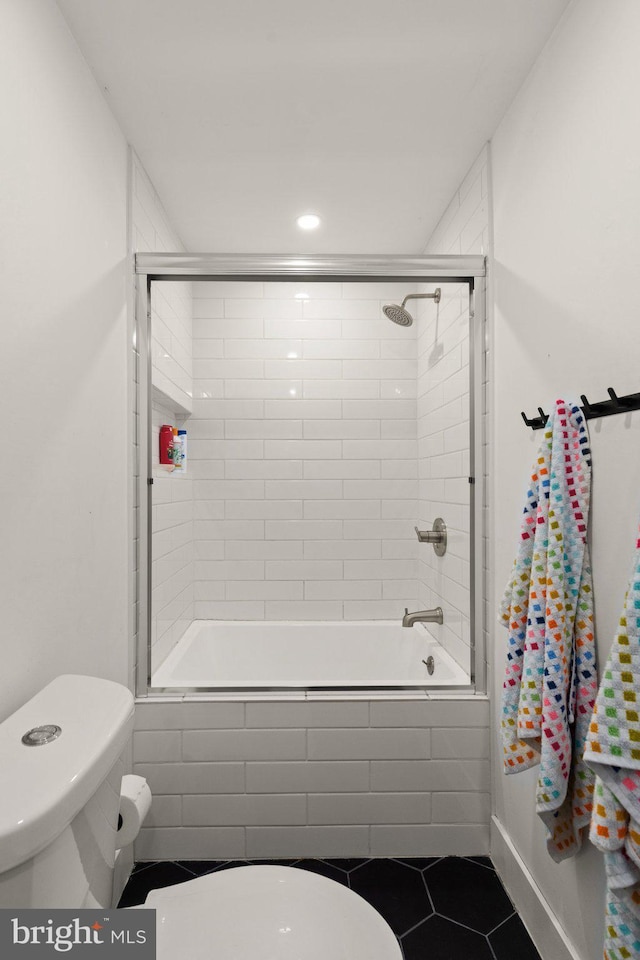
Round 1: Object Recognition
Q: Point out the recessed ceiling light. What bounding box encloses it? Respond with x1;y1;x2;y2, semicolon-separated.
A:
296;214;321;230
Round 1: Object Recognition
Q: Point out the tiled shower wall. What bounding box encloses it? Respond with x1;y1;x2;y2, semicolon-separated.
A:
133;696;490;859
148;279;194;667
128;151;194;681
416;146;490;672
150;280;193;415
151;398;194;668
415;284;471;672
188;281;423;621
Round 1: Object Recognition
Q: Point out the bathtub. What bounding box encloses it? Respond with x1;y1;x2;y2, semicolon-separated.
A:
151;619;470;691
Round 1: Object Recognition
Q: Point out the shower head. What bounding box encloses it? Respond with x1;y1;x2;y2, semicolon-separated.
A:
382;288;441;327
383;303;414;326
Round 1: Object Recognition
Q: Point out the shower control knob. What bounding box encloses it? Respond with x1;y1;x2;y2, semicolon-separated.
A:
414;519;447;556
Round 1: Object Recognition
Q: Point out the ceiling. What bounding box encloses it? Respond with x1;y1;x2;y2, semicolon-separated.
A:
57;0;569;254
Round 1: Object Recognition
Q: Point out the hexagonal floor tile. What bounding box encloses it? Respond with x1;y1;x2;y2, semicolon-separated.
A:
348;858;432;935
121;856;541;959
131;860;157;874
424;857;514;934
489;914;541;959
395;857;442;871
117;861;195;907
402;914;494;960
322;858;371;874
289;859;348;885
174;860;231;876
464;855;494;870
247;859;297;867
187;860;249;873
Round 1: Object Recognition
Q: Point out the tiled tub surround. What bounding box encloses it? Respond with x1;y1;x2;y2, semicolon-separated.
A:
130;152;194;689
151;398;194;669
132;697;490;860
187;280;425;627
418;146;489;678
416;284;471;675
148;277;195;670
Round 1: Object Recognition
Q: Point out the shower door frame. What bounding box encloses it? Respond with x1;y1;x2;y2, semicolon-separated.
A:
134;253;486;698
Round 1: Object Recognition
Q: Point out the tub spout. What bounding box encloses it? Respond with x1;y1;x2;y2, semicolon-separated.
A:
402;607;444;628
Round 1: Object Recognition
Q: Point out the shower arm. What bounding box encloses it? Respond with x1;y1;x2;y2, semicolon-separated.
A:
401;289;441;307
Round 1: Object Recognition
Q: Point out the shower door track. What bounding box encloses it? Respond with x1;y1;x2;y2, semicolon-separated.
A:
134;253;487;699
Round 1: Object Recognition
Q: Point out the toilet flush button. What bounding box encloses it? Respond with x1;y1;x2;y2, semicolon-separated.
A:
21;725;62;746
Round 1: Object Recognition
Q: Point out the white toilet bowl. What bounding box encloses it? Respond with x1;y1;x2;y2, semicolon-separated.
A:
139;864;402;959
0;676;401;960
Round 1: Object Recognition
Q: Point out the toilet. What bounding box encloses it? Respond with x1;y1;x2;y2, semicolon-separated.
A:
0;675;401;959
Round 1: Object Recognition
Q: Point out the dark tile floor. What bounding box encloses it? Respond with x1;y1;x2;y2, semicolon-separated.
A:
119;856;541;960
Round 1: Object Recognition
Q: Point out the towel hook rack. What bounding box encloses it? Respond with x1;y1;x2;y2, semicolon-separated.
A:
520;408;549;430
521;386;640;430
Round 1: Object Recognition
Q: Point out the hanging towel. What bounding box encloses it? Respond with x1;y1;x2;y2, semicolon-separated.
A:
584;529;640;958
500;399;598;861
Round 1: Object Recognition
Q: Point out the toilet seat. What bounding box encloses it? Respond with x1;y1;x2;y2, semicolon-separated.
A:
142;864;402;959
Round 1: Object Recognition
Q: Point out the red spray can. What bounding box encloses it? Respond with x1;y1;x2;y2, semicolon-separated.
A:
159;424;174;465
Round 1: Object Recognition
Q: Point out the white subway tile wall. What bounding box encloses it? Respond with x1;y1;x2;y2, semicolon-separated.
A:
129;152;194;682
151;399;194;668
152;283;193;413
188;280;430;625
144;269;480;670
149;275;194;667
416;145;490;674
133;697;490;859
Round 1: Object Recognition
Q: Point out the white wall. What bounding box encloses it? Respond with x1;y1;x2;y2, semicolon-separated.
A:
0;0;129;719
490;2;640;958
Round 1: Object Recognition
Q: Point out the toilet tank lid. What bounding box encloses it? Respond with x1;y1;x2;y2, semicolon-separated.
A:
0;674;134;875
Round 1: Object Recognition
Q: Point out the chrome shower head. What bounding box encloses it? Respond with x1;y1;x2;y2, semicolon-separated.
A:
383;303;414;326
382;288;441;327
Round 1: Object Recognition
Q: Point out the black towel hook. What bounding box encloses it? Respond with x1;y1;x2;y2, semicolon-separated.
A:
521;408;549;429
521;387;640;430
580;394;594;415
607;386;634;408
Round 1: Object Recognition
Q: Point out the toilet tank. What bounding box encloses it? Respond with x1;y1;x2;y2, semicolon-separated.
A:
0;675;134;909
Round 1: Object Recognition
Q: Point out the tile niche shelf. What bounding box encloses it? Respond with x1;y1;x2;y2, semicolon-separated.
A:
151;380;192;419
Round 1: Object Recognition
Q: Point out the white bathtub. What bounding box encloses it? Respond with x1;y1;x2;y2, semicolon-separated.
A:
151;620;470;690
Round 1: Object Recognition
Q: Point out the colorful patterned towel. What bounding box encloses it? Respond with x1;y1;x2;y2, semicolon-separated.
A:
585;528;640;958
500;399;598;861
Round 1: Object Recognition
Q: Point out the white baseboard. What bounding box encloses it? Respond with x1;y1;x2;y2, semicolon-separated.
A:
491;816;582;960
